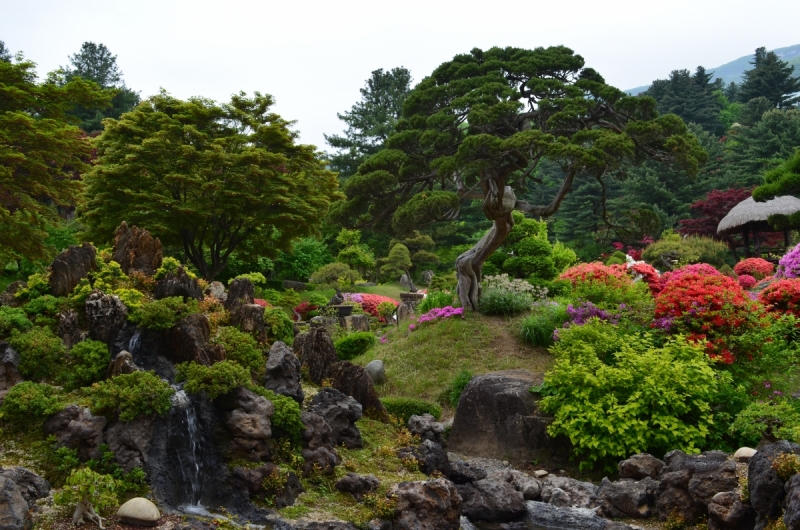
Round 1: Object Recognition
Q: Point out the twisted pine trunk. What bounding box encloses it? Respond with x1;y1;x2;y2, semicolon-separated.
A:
455;182;517;311
72;499;105;529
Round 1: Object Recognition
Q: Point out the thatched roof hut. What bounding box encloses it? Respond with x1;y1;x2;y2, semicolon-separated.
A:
717;196;800;235
717;195;800;258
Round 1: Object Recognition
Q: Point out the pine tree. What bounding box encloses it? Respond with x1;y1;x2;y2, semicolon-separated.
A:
0;41;11;62
643;67;725;135
739;47;800;108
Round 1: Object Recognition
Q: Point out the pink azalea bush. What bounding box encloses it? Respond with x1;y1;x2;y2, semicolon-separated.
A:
738;274;757;289
409;306;464;331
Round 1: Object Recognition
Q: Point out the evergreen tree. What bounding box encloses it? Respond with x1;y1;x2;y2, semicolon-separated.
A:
325;67;412;178
739;47;800;108
62;42;140;132
643;67;724;135
0;41;11;62
728;109;800;180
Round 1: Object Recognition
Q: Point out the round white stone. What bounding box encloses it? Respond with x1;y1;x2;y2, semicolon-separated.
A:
734;447;757;462
117;497;161;526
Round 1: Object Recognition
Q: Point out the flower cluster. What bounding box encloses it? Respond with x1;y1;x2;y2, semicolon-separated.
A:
253;298;271;308
482;274;547;298
349;294;398;319
777;244;800;279
758;279;800;318
738;274;757;290
559;262;630;286
566;301;621;326
659;263;722;288
629;262;661;295
417;306;464;324
293;301;318;320
734;258;774;280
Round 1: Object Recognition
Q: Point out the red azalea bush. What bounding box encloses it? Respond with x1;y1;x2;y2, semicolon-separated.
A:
654;273;761;364
659;263;722;288
358;294;399;319
758;279;800;318
734;258;774;280
253;298;271;308
560;262;630;286
293;301;318;320
629;262;661;295
738;275;757;290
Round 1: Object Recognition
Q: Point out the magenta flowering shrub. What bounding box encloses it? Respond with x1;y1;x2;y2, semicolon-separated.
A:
738;274;757;289
553;301;622;341
416;306;464;326
777;243;800;279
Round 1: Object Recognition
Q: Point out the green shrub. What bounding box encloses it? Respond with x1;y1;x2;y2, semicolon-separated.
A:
175;360;252;399
381;397;442;424
526;278;572;298
66;340;110;390
552;241;578;273
14;273;51;301
309;262;361;288
23;295;67;317
520;303;570;347
428;272;457;292
446;369;473;407
572;276;653;312
0;382;64;425
10;326;66;381
479;289;533;316
86;444;148;499
213;326;264;373
277;289;301;309
264;307;294;345
418;290;456;313
730;399;800;446
0;306;32;337
129;297;199;330
541;325;724;472
154;257;196;281
230;272;266;286
308;293;330;307
87;371;174;421
334;332;376;360
642;232;732;269
251;387;304;443
54;467;119;517
605;251;628;266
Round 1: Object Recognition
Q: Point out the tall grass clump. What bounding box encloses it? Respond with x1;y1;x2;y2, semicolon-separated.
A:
520;302;570;347
418;290;456;313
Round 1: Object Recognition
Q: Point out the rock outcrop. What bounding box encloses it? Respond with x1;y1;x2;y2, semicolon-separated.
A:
0;476;31;530
408;414;446;447
294;327;337;385
218;387;274;461
540;475;597;509
0;343;22;402
86;291;128;345
334;473;380;501
707;491;756;530
57;309;83;350
0;468;49;508
397;440;450;476
264;341;304;404
224;278;255;314
106;351;141;378
300;412;339;476
595;477;658;519
618;453;665;480
167;313;225;366
457;479;527;523
749;440;800;529
49;243;97;297
231;464;303;508
112;222;163;276
43;405;107;460
449;370;570;465
309;388;362;449
0;281;25;308
390;478;461;530
328;361;389;422
154;267;203;301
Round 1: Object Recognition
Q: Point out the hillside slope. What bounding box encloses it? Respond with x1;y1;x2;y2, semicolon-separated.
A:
626;43;800;95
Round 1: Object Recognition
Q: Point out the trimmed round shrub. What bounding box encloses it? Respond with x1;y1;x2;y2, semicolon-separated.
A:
734;258;774;280
0;306;32;337
67;339;110;389
759;279;800;318
175;360;251;399
87;371;174;421
129;297;199;330
659;263;722;288
738;274;757;289
213;326;263;372
334;332;376;360
560;262;629;286
264;308;294;345
380;397;442;423
10;326;66;381
0;381;64;425
642;233;731;269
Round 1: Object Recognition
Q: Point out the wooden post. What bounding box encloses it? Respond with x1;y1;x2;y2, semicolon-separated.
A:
743;228;751;258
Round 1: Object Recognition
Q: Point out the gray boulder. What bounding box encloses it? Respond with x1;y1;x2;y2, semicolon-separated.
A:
232;304;266;339
390;478;461;530
86;291;128;345
364;360;386;385
49;243;97;297
541;475;597;508
618;452;665;480
523;501;610;530
154;266;202;301
105;415;154;472
595;477;658;519
397;440;450;476
168;313;225;365
0;468;49;507
750;440;800;530
300;412;338;476
408;414;445;447
309;388;363;449
708;491;756;530
448;460;487;485
328;361;389;422
655;450;738;524
334;473;380;501
294;327;337;385
457;479;527;523
786;474;800;530
0;282;25;308
264;341;303;404
106;350;141;379
0;477;30;530
421;271;435;285
224;278;255;314
487;469;541;500
57;309;83;350
0;343;22;402
204;281;227;302
43;405;107;460
449;370;570;466
218;387;274;461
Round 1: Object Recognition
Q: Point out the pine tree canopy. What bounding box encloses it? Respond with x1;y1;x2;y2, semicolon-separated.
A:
753;150;800;229
739;47;800;108
0;57;108;266
81;91;341;280
643;67;725;135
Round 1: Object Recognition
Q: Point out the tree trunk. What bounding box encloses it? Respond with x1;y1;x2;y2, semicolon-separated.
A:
72;500;105;529
455;181;517;311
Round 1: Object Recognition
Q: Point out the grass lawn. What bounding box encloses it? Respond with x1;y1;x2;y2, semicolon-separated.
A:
352;312;553;417
299;282;406;303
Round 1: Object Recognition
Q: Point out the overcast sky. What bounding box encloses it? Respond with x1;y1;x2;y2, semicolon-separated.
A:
2;0;798;150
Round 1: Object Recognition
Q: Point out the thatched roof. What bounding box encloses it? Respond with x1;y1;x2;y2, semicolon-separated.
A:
717;196;800;235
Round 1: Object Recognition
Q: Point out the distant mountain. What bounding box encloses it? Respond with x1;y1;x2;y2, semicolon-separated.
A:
625;43;800;95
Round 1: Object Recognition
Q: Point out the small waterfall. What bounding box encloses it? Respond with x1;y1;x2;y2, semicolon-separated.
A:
128;329;142;355
170;389;209;515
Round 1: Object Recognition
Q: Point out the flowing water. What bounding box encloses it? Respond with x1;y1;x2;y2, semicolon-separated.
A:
170;389;210;515
127;329;142;355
